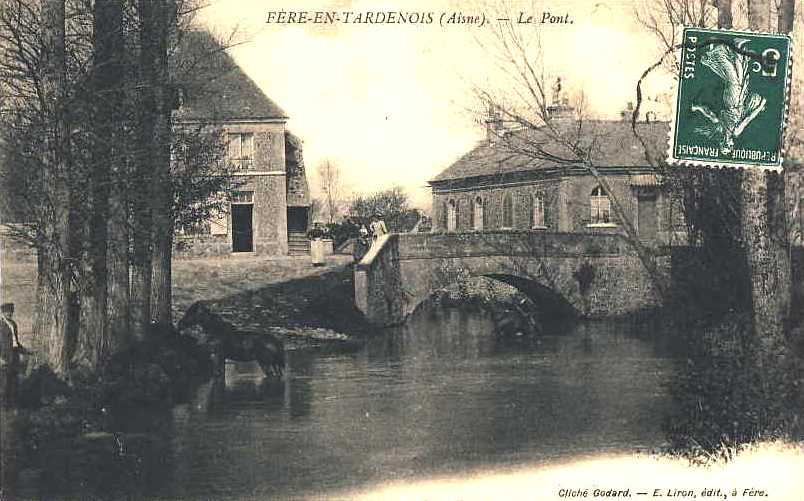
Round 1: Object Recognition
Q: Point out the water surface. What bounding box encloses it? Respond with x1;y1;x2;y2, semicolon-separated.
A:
10;305;679;500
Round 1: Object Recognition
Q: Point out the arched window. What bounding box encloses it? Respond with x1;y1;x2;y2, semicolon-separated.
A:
472;197;484;231
447;199;458;231
441;202;448;230
590;186;611;224
502;192;514;228
531;194;545;228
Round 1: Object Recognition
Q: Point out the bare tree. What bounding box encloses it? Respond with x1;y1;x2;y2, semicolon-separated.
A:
636;0;718;72
469;1;669;300
317;159;342;224
0;0;242;373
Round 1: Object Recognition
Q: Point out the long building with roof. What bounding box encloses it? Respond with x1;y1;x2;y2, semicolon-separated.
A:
174;30;311;257
428;103;686;246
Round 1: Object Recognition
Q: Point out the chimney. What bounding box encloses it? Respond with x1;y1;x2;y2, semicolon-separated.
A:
485;103;503;144
619;101;634;121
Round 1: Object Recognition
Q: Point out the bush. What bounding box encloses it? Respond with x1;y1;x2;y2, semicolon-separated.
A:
101;323;213;407
664;312;804;463
16;323;215;464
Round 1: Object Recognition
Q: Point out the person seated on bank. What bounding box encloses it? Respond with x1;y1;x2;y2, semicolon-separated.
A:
369;213;388;244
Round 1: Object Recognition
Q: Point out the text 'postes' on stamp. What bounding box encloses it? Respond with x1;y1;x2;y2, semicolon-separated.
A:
668;27;791;170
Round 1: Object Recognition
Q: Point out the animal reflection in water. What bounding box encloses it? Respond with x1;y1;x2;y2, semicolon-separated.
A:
178;302;285;378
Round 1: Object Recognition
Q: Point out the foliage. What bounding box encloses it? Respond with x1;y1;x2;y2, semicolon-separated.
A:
101;322;213;407
0;0;242;370
16;323;213;461
636;0;718;74
348;186;421;233
573;262;595;296
171;126;243;233
325;220;360;248
664;312;804;463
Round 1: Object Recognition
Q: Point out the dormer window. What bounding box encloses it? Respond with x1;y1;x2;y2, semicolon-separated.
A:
228;132;254;170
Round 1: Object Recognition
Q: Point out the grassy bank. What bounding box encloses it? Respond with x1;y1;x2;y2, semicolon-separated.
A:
2;254;363;353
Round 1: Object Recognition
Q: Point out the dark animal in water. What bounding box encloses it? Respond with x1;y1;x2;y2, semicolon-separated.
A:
492;299;541;339
178;302;285;377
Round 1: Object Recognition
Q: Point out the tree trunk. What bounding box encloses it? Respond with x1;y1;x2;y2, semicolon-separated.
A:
718;0;733;29
150;0;176;327
737;0;791;345
747;0;771;31
130;0;165;337
34;0;74;375
77;0;126;369
106;187;130;351
778;0;795;33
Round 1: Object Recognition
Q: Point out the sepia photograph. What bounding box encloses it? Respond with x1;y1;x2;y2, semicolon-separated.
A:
1;0;803;499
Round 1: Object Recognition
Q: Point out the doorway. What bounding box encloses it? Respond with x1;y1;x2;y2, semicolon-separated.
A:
638;194;658;240
287;207;309;233
232;204;253;252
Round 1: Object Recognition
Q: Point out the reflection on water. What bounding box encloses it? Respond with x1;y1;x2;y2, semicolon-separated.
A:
8;304;679;500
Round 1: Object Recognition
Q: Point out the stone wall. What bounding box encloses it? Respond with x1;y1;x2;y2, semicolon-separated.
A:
354;234;404;325
355;231;667;325
225;121;286;172
432;179;561;232
432;174;683;245
177;120;291;258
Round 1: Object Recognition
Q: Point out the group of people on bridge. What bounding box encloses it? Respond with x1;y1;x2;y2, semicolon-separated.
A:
307;213;389;263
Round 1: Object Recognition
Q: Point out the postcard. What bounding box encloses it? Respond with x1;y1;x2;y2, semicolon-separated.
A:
0;0;803;500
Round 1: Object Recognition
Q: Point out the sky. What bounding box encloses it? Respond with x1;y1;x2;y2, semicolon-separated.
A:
198;0;675;209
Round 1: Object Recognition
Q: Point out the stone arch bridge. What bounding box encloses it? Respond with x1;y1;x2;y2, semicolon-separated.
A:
354;231;669;326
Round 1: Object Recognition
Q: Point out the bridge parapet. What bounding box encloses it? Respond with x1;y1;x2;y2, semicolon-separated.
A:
354;234;404;325
396;231;638;260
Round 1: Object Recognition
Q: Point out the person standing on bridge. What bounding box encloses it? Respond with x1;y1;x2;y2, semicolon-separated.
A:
369;213;388;246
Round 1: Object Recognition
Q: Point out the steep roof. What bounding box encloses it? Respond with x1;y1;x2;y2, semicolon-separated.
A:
173;30;287;121
431;120;669;183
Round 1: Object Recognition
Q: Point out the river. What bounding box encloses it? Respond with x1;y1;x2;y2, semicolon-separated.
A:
5;304;682;500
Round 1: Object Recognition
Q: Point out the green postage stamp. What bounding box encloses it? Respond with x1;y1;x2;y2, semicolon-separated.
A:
668;27;791;170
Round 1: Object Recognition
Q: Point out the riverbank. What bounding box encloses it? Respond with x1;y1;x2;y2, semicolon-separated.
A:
2;254;365;354
180;256;372;350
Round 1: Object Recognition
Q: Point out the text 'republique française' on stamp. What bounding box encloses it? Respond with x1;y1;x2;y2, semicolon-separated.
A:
668;27;791;171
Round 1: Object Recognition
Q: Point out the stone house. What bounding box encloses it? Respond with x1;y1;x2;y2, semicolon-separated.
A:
429;109;685;246
174;31;311;257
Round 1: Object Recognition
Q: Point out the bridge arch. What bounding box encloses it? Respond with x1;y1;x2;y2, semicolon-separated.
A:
482;273;578;318
354;232;664;326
